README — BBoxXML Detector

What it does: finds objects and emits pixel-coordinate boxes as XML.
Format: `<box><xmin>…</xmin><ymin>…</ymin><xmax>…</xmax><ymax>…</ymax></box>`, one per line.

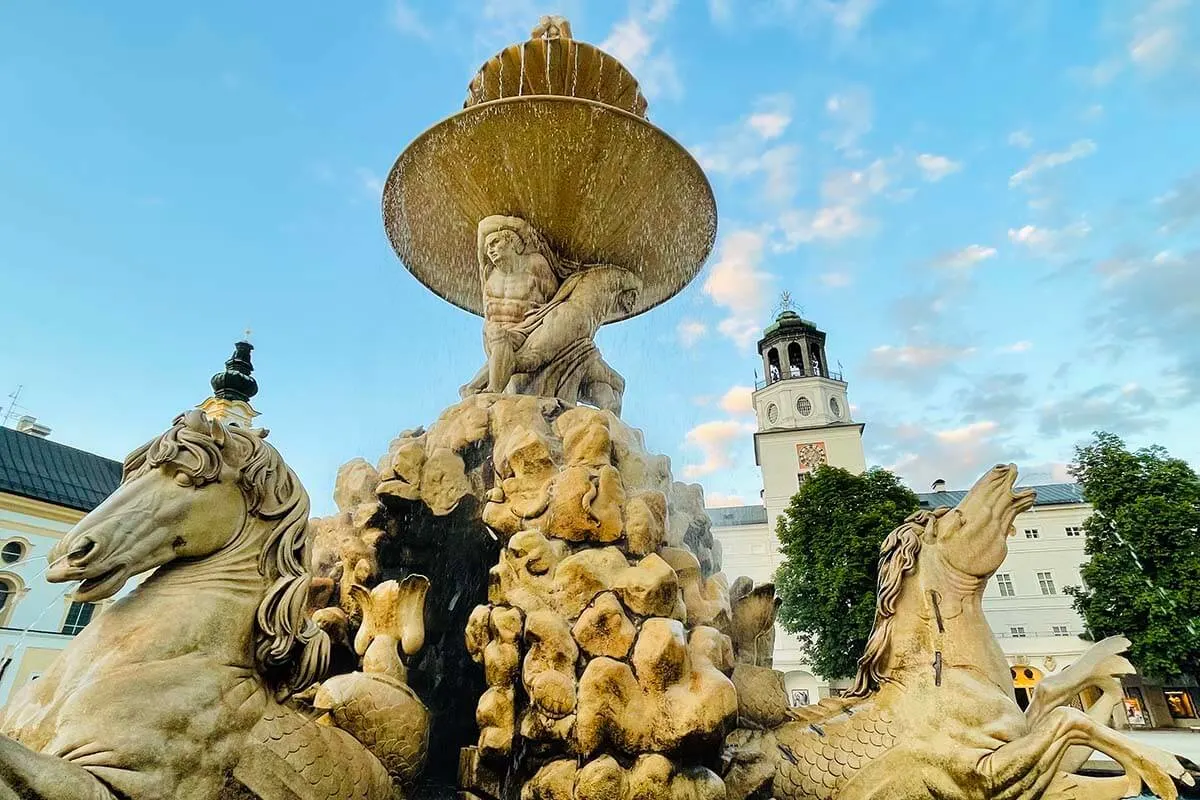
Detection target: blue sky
<box><xmin>2</xmin><ymin>0</ymin><xmax>1198</xmax><ymax>515</ymax></box>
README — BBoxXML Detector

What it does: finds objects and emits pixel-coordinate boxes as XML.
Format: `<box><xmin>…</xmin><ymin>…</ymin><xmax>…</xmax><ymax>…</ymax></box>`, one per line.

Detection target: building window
<box><xmin>829</xmin><ymin>397</ymin><xmax>842</xmax><ymax>419</ymax></box>
<box><xmin>0</xmin><ymin>541</ymin><xmax>24</xmax><ymax>564</ymax></box>
<box><xmin>796</xmin><ymin>396</ymin><xmax>812</xmax><ymax>416</ymax></box>
<box><xmin>61</xmin><ymin>602</ymin><xmax>96</xmax><ymax>635</ymax></box>
<box><xmin>1037</xmin><ymin>571</ymin><xmax>1057</xmax><ymax>596</ymax></box>
<box><xmin>1024</xmin><ymin>528</ymin><xmax>1040</xmax><ymax>539</ymax></box>
<box><xmin>1010</xmin><ymin>626</ymin><xmax>1027</xmax><ymax>638</ymax></box>
<box><xmin>0</xmin><ymin>578</ymin><xmax>13</xmax><ymax>614</ymax></box>
<box><xmin>996</xmin><ymin>573</ymin><xmax>1016</xmax><ymax>597</ymax></box>
<box><xmin>1064</xmin><ymin>526</ymin><xmax>1083</xmax><ymax>538</ymax></box>
<box><xmin>1051</xmin><ymin>625</ymin><xmax>1070</xmax><ymax>637</ymax></box>
<box><xmin>1164</xmin><ymin>690</ymin><xmax>1198</xmax><ymax>719</ymax></box>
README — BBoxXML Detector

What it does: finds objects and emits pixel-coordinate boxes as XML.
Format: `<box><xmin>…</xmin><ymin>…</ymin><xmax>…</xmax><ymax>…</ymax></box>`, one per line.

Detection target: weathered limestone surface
<box><xmin>312</xmin><ymin>395</ymin><xmax>743</xmax><ymax>798</ymax></box>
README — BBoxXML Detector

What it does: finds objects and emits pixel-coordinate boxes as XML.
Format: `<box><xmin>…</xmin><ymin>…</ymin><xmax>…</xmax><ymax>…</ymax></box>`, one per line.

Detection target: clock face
<box><xmin>767</xmin><ymin>403</ymin><xmax>779</xmax><ymax>424</ymax></box>
<box><xmin>796</xmin><ymin>396</ymin><xmax>812</xmax><ymax>416</ymax></box>
<box><xmin>829</xmin><ymin>397</ymin><xmax>841</xmax><ymax>419</ymax></box>
<box><xmin>796</xmin><ymin>441</ymin><xmax>828</xmax><ymax>472</ymax></box>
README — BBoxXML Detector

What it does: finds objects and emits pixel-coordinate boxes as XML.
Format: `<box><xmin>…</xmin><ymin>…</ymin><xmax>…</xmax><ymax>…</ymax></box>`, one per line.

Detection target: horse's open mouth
<box><xmin>74</xmin><ymin>564</ymin><xmax>127</xmax><ymax>601</ymax></box>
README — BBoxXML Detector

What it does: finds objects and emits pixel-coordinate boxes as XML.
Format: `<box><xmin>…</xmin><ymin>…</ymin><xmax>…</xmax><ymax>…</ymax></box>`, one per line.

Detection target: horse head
<box><xmin>925</xmin><ymin>463</ymin><xmax>1037</xmax><ymax>581</ymax></box>
<box><xmin>849</xmin><ymin>465</ymin><xmax>1036</xmax><ymax>696</ymax></box>
<box><xmin>47</xmin><ymin>409</ymin><xmax>329</xmax><ymax>696</ymax></box>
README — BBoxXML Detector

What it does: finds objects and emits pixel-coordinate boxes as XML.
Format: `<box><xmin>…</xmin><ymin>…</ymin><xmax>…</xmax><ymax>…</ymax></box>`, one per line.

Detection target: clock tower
<box><xmin>752</xmin><ymin>302</ymin><xmax>866</xmax><ymax>535</ymax></box>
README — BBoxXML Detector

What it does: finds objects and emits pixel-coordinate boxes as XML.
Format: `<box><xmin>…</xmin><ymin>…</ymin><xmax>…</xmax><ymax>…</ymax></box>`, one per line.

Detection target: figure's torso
<box><xmin>484</xmin><ymin>257</ymin><xmax>555</xmax><ymax>323</ymax></box>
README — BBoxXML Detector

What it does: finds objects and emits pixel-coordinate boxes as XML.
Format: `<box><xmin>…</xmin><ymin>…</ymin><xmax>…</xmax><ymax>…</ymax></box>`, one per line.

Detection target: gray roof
<box><xmin>707</xmin><ymin>504</ymin><xmax>768</xmax><ymax>527</ymax></box>
<box><xmin>919</xmin><ymin>482</ymin><xmax>1084</xmax><ymax>509</ymax></box>
<box><xmin>0</xmin><ymin>426</ymin><xmax>122</xmax><ymax>512</ymax></box>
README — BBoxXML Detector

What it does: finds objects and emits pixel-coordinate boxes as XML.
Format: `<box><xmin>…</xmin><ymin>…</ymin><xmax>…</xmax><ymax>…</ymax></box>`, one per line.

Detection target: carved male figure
<box><xmin>475</xmin><ymin>216</ymin><xmax>559</xmax><ymax>394</ymax></box>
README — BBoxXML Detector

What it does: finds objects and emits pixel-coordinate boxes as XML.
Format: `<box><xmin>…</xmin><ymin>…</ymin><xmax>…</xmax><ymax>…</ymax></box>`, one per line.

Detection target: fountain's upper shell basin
<box><xmin>382</xmin><ymin>95</ymin><xmax>718</xmax><ymax>322</ymax></box>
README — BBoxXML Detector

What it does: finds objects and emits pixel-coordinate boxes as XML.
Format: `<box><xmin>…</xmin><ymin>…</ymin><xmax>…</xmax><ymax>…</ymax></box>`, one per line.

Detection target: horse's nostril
<box><xmin>69</xmin><ymin>538</ymin><xmax>96</xmax><ymax>563</ymax></box>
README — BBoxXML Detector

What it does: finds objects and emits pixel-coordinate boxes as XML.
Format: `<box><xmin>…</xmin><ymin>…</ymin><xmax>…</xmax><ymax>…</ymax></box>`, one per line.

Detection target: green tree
<box><xmin>775</xmin><ymin>465</ymin><xmax>920</xmax><ymax>680</ymax></box>
<box><xmin>1065</xmin><ymin>431</ymin><xmax>1200</xmax><ymax>679</ymax></box>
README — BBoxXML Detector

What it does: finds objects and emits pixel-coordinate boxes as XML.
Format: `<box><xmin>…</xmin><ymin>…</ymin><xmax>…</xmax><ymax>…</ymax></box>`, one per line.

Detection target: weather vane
<box><xmin>774</xmin><ymin>290</ymin><xmax>800</xmax><ymax>316</ymax></box>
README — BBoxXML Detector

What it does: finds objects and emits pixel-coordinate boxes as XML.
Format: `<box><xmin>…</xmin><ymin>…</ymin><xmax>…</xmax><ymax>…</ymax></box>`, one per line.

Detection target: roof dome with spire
<box><xmin>210</xmin><ymin>340</ymin><xmax>258</xmax><ymax>403</ymax></box>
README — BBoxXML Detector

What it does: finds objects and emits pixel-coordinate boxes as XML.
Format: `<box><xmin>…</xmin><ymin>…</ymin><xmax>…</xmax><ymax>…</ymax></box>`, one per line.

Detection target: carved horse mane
<box><xmin>847</xmin><ymin>506</ymin><xmax>951</xmax><ymax>698</ymax></box>
<box><xmin>122</xmin><ymin>411</ymin><xmax>330</xmax><ymax>697</ymax></box>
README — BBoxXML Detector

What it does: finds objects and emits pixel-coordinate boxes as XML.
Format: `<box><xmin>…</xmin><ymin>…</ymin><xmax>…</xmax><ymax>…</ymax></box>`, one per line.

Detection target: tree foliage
<box><xmin>1066</xmin><ymin>431</ymin><xmax>1200</xmax><ymax>679</ymax></box>
<box><xmin>774</xmin><ymin>465</ymin><xmax>920</xmax><ymax>680</ymax></box>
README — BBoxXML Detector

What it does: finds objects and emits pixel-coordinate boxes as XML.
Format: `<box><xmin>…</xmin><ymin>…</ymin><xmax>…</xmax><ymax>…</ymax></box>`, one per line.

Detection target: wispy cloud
<box><xmin>391</xmin><ymin>1</ymin><xmax>431</xmax><ymax>39</ymax></box>
<box><xmin>1009</xmin><ymin>139</ymin><xmax>1097</xmax><ymax>187</ymax></box>
<box><xmin>915</xmin><ymin>153</ymin><xmax>962</xmax><ymax>181</ymax></box>
<box><xmin>692</xmin><ymin>95</ymin><xmax>797</xmax><ymax>203</ymax></box>
<box><xmin>932</xmin><ymin>244</ymin><xmax>997</xmax><ymax>272</ymax></box>
<box><xmin>776</xmin><ymin>158</ymin><xmax>890</xmax><ymax>248</ymax></box>
<box><xmin>1007</xmin><ymin>130</ymin><xmax>1033</xmax><ymax>148</ymax></box>
<box><xmin>998</xmin><ymin>340</ymin><xmax>1034</xmax><ymax>354</ymax></box>
<box><xmin>824</xmin><ymin>86</ymin><xmax>873</xmax><ymax>154</ymax></box>
<box><xmin>677</xmin><ymin>320</ymin><xmax>708</xmax><ymax>347</ymax></box>
<box><xmin>703</xmin><ymin>229</ymin><xmax>774</xmax><ymax>347</ymax></box>
<box><xmin>1007</xmin><ymin>221</ymin><xmax>1091</xmax><ymax>255</ymax></box>
<box><xmin>601</xmin><ymin>0</ymin><xmax>682</xmax><ymax>101</ymax></box>
<box><xmin>682</xmin><ymin>419</ymin><xmax>755</xmax><ymax>478</ymax></box>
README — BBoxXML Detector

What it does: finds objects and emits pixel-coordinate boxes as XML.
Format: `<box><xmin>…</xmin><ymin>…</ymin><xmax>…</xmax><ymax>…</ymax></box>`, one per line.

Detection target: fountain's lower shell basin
<box><xmin>382</xmin><ymin>95</ymin><xmax>718</xmax><ymax>322</ymax></box>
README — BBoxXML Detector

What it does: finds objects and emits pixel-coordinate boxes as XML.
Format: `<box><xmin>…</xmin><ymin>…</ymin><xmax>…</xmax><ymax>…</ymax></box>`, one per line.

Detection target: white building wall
<box><xmin>0</xmin><ymin>499</ymin><xmax>86</xmax><ymax>704</ymax></box>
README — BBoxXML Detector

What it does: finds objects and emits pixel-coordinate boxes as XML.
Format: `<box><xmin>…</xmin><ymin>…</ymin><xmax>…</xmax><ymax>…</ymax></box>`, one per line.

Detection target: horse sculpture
<box><xmin>0</xmin><ymin>411</ymin><xmax>429</xmax><ymax>800</ymax></box>
<box><xmin>724</xmin><ymin>464</ymin><xmax>1194</xmax><ymax>800</ymax></box>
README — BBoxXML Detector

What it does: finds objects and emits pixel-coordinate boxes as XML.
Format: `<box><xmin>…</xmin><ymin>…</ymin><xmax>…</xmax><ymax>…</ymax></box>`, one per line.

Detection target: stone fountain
<box><xmin>0</xmin><ymin>14</ymin><xmax>1192</xmax><ymax>800</ymax></box>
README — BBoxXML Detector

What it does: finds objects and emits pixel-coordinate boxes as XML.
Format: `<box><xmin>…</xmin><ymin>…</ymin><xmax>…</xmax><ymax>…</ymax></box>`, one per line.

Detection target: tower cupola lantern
<box><xmin>756</xmin><ymin>294</ymin><xmax>836</xmax><ymax>387</ymax></box>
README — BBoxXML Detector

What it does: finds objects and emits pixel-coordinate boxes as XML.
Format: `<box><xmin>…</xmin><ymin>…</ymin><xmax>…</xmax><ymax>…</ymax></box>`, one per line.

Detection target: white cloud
<box><xmin>998</xmin><ymin>340</ymin><xmax>1033</xmax><ymax>354</ymax></box>
<box><xmin>601</xmin><ymin>0</ymin><xmax>682</xmax><ymax>101</ymax></box>
<box><xmin>935</xmin><ymin>420</ymin><xmax>999</xmax><ymax>444</ymax></box>
<box><xmin>391</xmin><ymin>1</ymin><xmax>431</xmax><ymax>38</ymax></box>
<box><xmin>1009</xmin><ymin>139</ymin><xmax>1097</xmax><ymax>187</ymax></box>
<box><xmin>864</xmin><ymin>344</ymin><xmax>977</xmax><ymax>387</ymax></box>
<box><xmin>1007</xmin><ymin>130</ymin><xmax>1033</xmax><ymax>148</ymax></box>
<box><xmin>1129</xmin><ymin>0</ymin><xmax>1186</xmax><ymax>74</ymax></box>
<box><xmin>704</xmin><ymin>491</ymin><xmax>748</xmax><ymax>507</ymax></box>
<box><xmin>708</xmin><ymin>0</ymin><xmax>733</xmax><ymax>23</ymax></box>
<box><xmin>825</xmin><ymin>86</ymin><xmax>872</xmax><ymax>153</ymax></box>
<box><xmin>719</xmin><ymin>385</ymin><xmax>755</xmax><ymax>416</ymax></box>
<box><xmin>869</xmin><ymin>344</ymin><xmax>976</xmax><ymax>368</ymax></box>
<box><xmin>703</xmin><ymin>230</ymin><xmax>773</xmax><ymax>347</ymax></box>
<box><xmin>356</xmin><ymin>168</ymin><xmax>384</xmax><ymax>198</ymax></box>
<box><xmin>933</xmin><ymin>244</ymin><xmax>997</xmax><ymax>271</ymax></box>
<box><xmin>778</xmin><ymin>205</ymin><xmax>869</xmax><ymax>247</ymax></box>
<box><xmin>915</xmin><ymin>153</ymin><xmax>962</xmax><ymax>181</ymax></box>
<box><xmin>1007</xmin><ymin>221</ymin><xmax>1091</xmax><ymax>254</ymax></box>
<box><xmin>819</xmin><ymin>271</ymin><xmax>852</xmax><ymax>288</ymax></box>
<box><xmin>775</xmin><ymin>158</ymin><xmax>890</xmax><ymax>249</ymax></box>
<box><xmin>682</xmin><ymin>420</ymin><xmax>755</xmax><ymax>478</ymax></box>
<box><xmin>677</xmin><ymin>320</ymin><xmax>708</xmax><ymax>347</ymax></box>
<box><xmin>691</xmin><ymin>95</ymin><xmax>796</xmax><ymax>202</ymax></box>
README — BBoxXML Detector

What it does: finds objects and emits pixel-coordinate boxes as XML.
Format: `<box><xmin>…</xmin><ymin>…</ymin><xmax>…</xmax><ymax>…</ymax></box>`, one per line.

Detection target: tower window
<box><xmin>786</xmin><ymin>342</ymin><xmax>804</xmax><ymax>377</ymax></box>
<box><xmin>766</xmin><ymin>348</ymin><xmax>782</xmax><ymax>383</ymax></box>
<box><xmin>766</xmin><ymin>403</ymin><xmax>779</xmax><ymax>424</ymax></box>
<box><xmin>829</xmin><ymin>397</ymin><xmax>841</xmax><ymax>419</ymax></box>
<box><xmin>796</xmin><ymin>396</ymin><xmax>812</xmax><ymax>416</ymax></box>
